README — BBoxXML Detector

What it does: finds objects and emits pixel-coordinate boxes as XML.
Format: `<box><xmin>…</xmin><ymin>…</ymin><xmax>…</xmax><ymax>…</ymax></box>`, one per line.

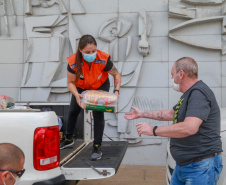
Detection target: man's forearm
<box><xmin>141</xmin><ymin>110</ymin><xmax>173</xmax><ymax>121</ymax></box>
<box><xmin>154</xmin><ymin>117</ymin><xmax>202</xmax><ymax>138</ymax></box>
<box><xmin>155</xmin><ymin>122</ymin><xmax>192</xmax><ymax>138</ymax></box>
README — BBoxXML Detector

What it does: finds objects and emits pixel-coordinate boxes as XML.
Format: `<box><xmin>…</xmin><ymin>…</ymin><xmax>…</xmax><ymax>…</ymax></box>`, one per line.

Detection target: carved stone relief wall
<box><xmin>0</xmin><ymin>0</ymin><xmax>225</xmax><ymax>166</ymax></box>
<box><xmin>169</xmin><ymin>0</ymin><xmax>225</xmax><ymax>110</ymax></box>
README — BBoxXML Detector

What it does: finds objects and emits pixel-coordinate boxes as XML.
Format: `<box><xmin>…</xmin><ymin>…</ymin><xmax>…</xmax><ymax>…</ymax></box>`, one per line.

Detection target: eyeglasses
<box><xmin>0</xmin><ymin>168</ymin><xmax>25</xmax><ymax>178</ymax></box>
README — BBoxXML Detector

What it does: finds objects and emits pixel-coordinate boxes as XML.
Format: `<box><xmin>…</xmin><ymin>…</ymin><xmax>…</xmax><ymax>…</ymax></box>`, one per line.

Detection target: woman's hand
<box><xmin>75</xmin><ymin>93</ymin><xmax>83</xmax><ymax>107</ymax></box>
<box><xmin>114</xmin><ymin>91</ymin><xmax>120</xmax><ymax>99</ymax></box>
<box><xmin>124</xmin><ymin>106</ymin><xmax>142</xmax><ymax>120</ymax></box>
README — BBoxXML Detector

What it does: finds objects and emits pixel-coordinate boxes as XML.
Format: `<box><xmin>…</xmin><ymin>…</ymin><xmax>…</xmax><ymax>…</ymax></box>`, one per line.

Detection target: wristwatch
<box><xmin>113</xmin><ymin>89</ymin><xmax>120</xmax><ymax>95</ymax></box>
<box><xmin>153</xmin><ymin>126</ymin><xmax>158</xmax><ymax>136</ymax></box>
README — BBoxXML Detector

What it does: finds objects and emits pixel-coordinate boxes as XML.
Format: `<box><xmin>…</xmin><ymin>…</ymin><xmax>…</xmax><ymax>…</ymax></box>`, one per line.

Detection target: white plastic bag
<box><xmin>0</xmin><ymin>95</ymin><xmax>14</xmax><ymax>109</ymax></box>
<box><xmin>80</xmin><ymin>90</ymin><xmax>118</xmax><ymax>113</ymax></box>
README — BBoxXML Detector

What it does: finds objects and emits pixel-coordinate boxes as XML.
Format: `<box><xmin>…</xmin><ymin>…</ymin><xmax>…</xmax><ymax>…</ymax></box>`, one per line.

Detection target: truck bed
<box><xmin>60</xmin><ymin>139</ymin><xmax>85</xmax><ymax>165</ymax></box>
<box><xmin>63</xmin><ymin>141</ymin><xmax>128</xmax><ymax>172</ymax></box>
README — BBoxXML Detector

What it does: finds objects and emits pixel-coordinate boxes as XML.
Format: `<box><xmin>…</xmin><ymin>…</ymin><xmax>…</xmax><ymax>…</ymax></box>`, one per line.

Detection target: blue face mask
<box><xmin>83</xmin><ymin>52</ymin><xmax>97</xmax><ymax>63</ymax></box>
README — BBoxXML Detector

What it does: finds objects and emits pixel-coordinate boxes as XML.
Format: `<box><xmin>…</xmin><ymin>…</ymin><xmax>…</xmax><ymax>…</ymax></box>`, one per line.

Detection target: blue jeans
<box><xmin>170</xmin><ymin>154</ymin><xmax>223</xmax><ymax>185</ymax></box>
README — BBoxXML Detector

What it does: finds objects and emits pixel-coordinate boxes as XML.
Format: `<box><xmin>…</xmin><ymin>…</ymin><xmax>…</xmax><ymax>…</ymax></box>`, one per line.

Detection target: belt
<box><xmin>193</xmin><ymin>152</ymin><xmax>221</xmax><ymax>162</ymax></box>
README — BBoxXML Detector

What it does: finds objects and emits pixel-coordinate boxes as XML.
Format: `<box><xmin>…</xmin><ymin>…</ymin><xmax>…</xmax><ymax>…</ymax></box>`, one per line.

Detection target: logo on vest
<box><xmin>94</xmin><ymin>60</ymin><xmax>106</xmax><ymax>65</ymax></box>
<box><xmin>71</xmin><ymin>64</ymin><xmax>76</xmax><ymax>69</ymax></box>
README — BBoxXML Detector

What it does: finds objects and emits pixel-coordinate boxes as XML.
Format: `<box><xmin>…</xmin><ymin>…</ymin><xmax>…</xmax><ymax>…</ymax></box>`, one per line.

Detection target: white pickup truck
<box><xmin>0</xmin><ymin>107</ymin><xmax>128</xmax><ymax>185</ymax></box>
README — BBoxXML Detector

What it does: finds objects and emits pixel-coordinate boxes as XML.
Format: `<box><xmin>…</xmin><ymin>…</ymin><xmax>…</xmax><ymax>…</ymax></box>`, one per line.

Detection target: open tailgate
<box><xmin>61</xmin><ymin>141</ymin><xmax>128</xmax><ymax>180</ymax></box>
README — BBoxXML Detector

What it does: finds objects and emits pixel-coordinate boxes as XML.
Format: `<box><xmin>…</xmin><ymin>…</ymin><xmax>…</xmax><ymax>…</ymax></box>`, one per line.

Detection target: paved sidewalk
<box><xmin>78</xmin><ymin>165</ymin><xmax>167</xmax><ymax>185</ymax></box>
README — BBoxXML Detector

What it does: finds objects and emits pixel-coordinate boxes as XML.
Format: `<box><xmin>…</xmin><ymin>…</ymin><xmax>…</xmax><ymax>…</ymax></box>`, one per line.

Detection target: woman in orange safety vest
<box><xmin>60</xmin><ymin>34</ymin><xmax>121</xmax><ymax>161</ymax></box>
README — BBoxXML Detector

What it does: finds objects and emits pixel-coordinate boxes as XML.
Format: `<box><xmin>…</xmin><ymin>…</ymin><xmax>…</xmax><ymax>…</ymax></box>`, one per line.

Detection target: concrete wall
<box><xmin>0</xmin><ymin>0</ymin><xmax>225</xmax><ymax>166</ymax></box>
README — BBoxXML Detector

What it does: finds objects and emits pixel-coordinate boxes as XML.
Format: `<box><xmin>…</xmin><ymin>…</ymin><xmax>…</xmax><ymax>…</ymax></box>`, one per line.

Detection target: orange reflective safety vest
<box><xmin>67</xmin><ymin>49</ymin><xmax>110</xmax><ymax>90</ymax></box>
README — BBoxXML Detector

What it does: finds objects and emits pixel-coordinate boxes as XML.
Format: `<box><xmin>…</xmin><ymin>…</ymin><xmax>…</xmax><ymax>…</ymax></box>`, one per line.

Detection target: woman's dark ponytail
<box><xmin>75</xmin><ymin>35</ymin><xmax>97</xmax><ymax>82</ymax></box>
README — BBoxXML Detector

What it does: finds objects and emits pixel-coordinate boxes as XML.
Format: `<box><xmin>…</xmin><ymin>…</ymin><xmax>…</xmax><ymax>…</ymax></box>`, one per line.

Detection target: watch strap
<box><xmin>153</xmin><ymin>126</ymin><xmax>158</xmax><ymax>136</ymax></box>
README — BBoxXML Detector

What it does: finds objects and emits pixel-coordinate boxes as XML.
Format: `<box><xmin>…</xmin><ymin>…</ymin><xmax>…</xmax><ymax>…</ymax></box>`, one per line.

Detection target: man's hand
<box><xmin>124</xmin><ymin>106</ymin><xmax>142</xmax><ymax>120</ymax></box>
<box><xmin>136</xmin><ymin>122</ymin><xmax>153</xmax><ymax>137</ymax></box>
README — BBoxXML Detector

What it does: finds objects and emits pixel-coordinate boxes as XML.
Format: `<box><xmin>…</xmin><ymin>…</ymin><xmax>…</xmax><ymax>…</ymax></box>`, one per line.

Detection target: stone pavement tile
<box><xmin>78</xmin><ymin>180</ymin><xmax>119</xmax><ymax>185</ymax></box>
<box><xmin>78</xmin><ymin>165</ymin><xmax>166</xmax><ymax>185</ymax></box>
<box><xmin>144</xmin><ymin>166</ymin><xmax>166</xmax><ymax>181</ymax></box>
<box><xmin>116</xmin><ymin>166</ymin><xmax>147</xmax><ymax>182</ymax></box>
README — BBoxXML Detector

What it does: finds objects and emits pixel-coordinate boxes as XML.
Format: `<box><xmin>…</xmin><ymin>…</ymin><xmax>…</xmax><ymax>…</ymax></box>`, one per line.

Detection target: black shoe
<box><xmin>60</xmin><ymin>136</ymin><xmax>74</xmax><ymax>149</ymax></box>
<box><xmin>91</xmin><ymin>144</ymin><xmax>102</xmax><ymax>161</ymax></box>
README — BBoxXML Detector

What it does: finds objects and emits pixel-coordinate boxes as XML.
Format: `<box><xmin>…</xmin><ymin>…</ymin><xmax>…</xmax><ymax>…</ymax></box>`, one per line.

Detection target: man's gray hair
<box><xmin>0</xmin><ymin>143</ymin><xmax>25</xmax><ymax>169</ymax></box>
<box><xmin>175</xmin><ymin>57</ymin><xmax>198</xmax><ymax>79</ymax></box>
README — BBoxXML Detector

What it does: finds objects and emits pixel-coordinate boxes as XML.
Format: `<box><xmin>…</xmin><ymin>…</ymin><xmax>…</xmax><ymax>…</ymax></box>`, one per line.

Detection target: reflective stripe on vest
<box><xmin>67</xmin><ymin>50</ymin><xmax>110</xmax><ymax>90</ymax></box>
